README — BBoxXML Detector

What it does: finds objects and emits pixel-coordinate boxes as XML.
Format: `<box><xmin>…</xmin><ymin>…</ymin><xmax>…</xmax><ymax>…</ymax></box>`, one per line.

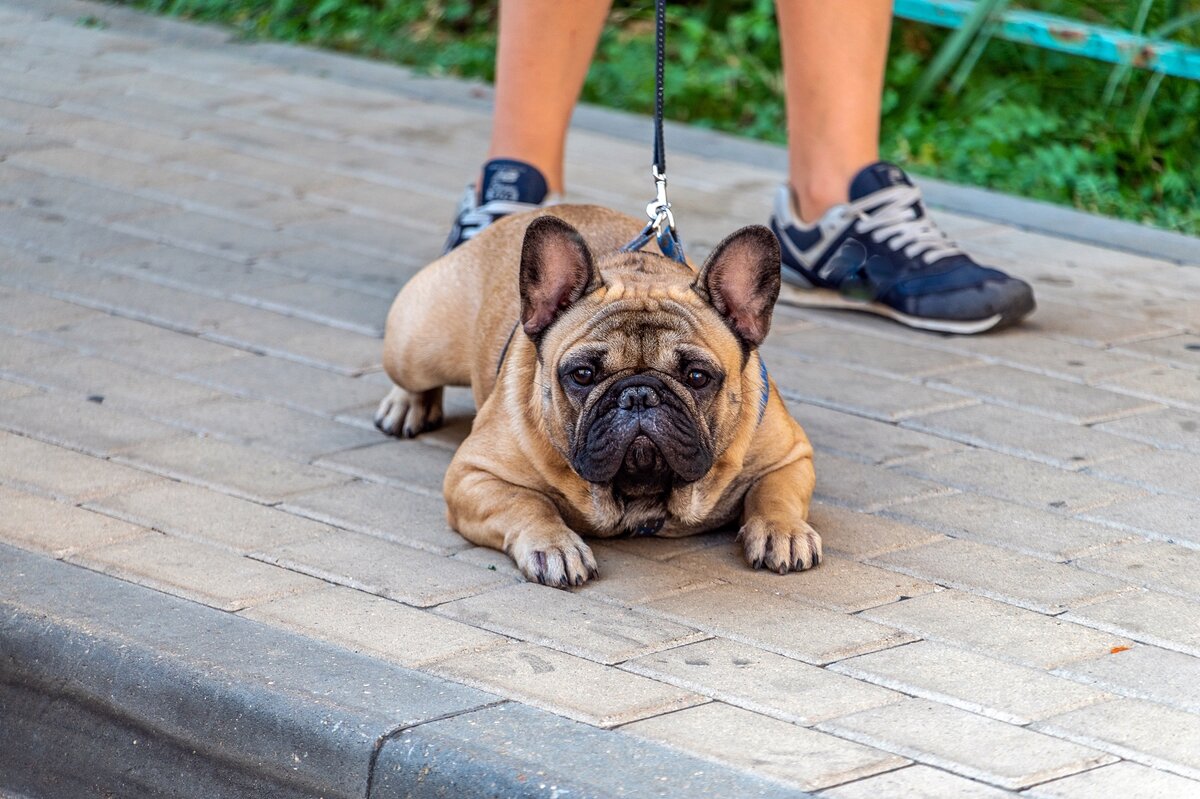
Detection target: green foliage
<box><xmin>114</xmin><ymin>0</ymin><xmax>1199</xmax><ymax>234</ymax></box>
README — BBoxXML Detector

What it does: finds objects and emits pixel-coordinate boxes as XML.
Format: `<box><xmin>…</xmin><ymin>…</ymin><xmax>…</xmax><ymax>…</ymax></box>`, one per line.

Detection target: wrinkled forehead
<box><xmin>557</xmin><ymin>293</ymin><xmax>736</xmax><ymax>369</ymax></box>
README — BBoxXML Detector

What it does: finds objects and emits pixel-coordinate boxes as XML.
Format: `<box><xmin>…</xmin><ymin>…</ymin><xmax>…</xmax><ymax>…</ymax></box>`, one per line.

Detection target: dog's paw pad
<box><xmin>738</xmin><ymin>517</ymin><xmax>822</xmax><ymax>574</ymax></box>
<box><xmin>510</xmin><ymin>532</ymin><xmax>598</xmax><ymax>588</ymax></box>
<box><xmin>374</xmin><ymin>386</ymin><xmax>444</xmax><ymax>438</ymax></box>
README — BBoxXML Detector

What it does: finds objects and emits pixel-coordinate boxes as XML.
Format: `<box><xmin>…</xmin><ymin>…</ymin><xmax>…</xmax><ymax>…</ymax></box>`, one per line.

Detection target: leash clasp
<box><xmin>645</xmin><ymin>165</ymin><xmax>675</xmax><ymax>235</ymax></box>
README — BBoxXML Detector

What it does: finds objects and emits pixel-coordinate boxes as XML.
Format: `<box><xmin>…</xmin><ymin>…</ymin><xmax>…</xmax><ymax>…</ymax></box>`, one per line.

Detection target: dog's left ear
<box><xmin>693</xmin><ymin>225</ymin><xmax>781</xmax><ymax>346</ymax></box>
<box><xmin>520</xmin><ymin>216</ymin><xmax>601</xmax><ymax>336</ymax></box>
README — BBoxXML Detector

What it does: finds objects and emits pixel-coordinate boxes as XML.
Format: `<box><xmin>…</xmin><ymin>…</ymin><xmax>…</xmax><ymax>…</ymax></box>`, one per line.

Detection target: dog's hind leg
<box><xmin>374</xmin><ymin>385</ymin><xmax>444</xmax><ymax>438</ymax></box>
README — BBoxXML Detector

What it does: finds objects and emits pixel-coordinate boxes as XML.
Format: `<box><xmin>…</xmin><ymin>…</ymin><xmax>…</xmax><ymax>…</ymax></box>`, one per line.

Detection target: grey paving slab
<box><xmin>38</xmin><ymin>302</ymin><xmax>263</xmax><ymax>373</ymax></box>
<box><xmin>569</xmin><ymin>544</ymin><xmax>720</xmax><ymax>606</ymax></box>
<box><xmin>10</xmin><ymin>352</ymin><xmax>221</xmax><ymax>410</ymax></box>
<box><xmin>806</xmin><ymin>503</ymin><xmax>945</xmax><ymax>559</ymax></box>
<box><xmin>435</xmin><ymin>582</ymin><xmax>704</xmax><ymax>665</ymax></box>
<box><xmin>624</xmin><ymin>703</ymin><xmax>906</xmax><ymax>792</ymax></box>
<box><xmin>1055</xmin><ymin>645</ymin><xmax>1200</xmax><ymax>713</ymax></box>
<box><xmin>0</xmin><ymin>284</ymin><xmax>101</xmax><ymax>331</ymax></box>
<box><xmin>818</xmin><ymin>699</ymin><xmax>1115</xmax><ymax>790</ymax></box>
<box><xmin>813</xmin><ymin>451</ymin><xmax>956</xmax><ymax>513</ymax></box>
<box><xmin>860</xmin><ymin>590</ymin><xmax>1133</xmax><ymax>669</ymax></box>
<box><xmin>0</xmin><ymin>484</ymin><xmax>147</xmax><ymax>558</ymax></box>
<box><xmin>1100</xmin><ymin>366</ymin><xmax>1200</xmax><ymax>412</ymax></box>
<box><xmin>1096</xmin><ymin>407</ymin><xmax>1200</xmax><ymax>455</ymax></box>
<box><xmin>1063</xmin><ymin>590</ymin><xmax>1200</xmax><ymax>658</ymax></box>
<box><xmin>237</xmin><ymin>280</ymin><xmax>392</xmax><ymax>336</ymax></box>
<box><xmin>198</xmin><ymin>308</ymin><xmax>382</xmax><ymax>375</ymax></box>
<box><xmin>1036</xmin><ymin>699</ymin><xmax>1200</xmax><ymax>781</ymax></box>
<box><xmin>788</xmin><ymin>401</ymin><xmax>965</xmax><ymax>467</ymax></box>
<box><xmin>0</xmin><ymin>379</ymin><xmax>36</xmax><ymax>400</ymax></box>
<box><xmin>0</xmin><ymin>543</ymin><xmax>498</xmax><ymax>799</ymax></box>
<box><xmin>68</xmin><ymin>531</ymin><xmax>325</xmax><ymax>612</ymax></box>
<box><xmin>1116</xmin><ymin>333</ymin><xmax>1200</xmax><ymax>369</ymax></box>
<box><xmin>241</xmin><ymin>584</ymin><xmax>506</xmax><ymax>669</ymax></box>
<box><xmin>669</xmin><ymin>545</ymin><xmax>936</xmax><ymax>613</ymax></box>
<box><xmin>0</xmin><ymin>330</ymin><xmax>73</xmax><ymax>367</ymax></box>
<box><xmin>884</xmin><ymin>493</ymin><xmax>1134</xmax><ymax>560</ymax></box>
<box><xmin>901</xmin><ymin>402</ymin><xmax>1151</xmax><ymax>470</ymax></box>
<box><xmin>891</xmin><ymin>448</ymin><xmax>1147</xmax><ymax>514</ymax></box>
<box><xmin>763</xmin><ymin>324</ymin><xmax>981</xmax><ymax>379</ymax></box>
<box><xmin>944</xmin><ymin>329</ymin><xmax>1157</xmax><ymax>384</ymax></box>
<box><xmin>1081</xmin><ymin>494</ymin><xmax>1200</xmax><ymax>547</ymax></box>
<box><xmin>164</xmin><ymin>396</ymin><xmax>381</xmax><ymax>459</ymax></box>
<box><xmin>277</xmin><ymin>480</ymin><xmax>466</xmax><ymax>554</ymax></box>
<box><xmin>0</xmin><ymin>429</ymin><xmax>160</xmax><ymax>501</ymax></box>
<box><xmin>769</xmin><ymin>359</ymin><xmax>976</xmax><ymax>422</ymax></box>
<box><xmin>1089</xmin><ymin>450</ymin><xmax>1200</xmax><ymax>498</ymax></box>
<box><xmin>114</xmin><ymin>434</ymin><xmax>350</xmax><ymax>503</ymax></box>
<box><xmin>1027</xmin><ymin>761</ymin><xmax>1200</xmax><ymax>799</ymax></box>
<box><xmin>822</xmin><ymin>765</ymin><xmax>1017</xmax><ymax>798</ymax></box>
<box><xmin>181</xmin><ymin>353</ymin><xmax>382</xmax><ymax>415</ymax></box>
<box><xmin>1026</xmin><ymin>301</ymin><xmax>1182</xmax><ymax>347</ymax></box>
<box><xmin>926</xmin><ymin>364</ymin><xmax>1162</xmax><ymax>424</ymax></box>
<box><xmin>831</xmin><ymin>641</ymin><xmax>1111</xmax><ymax>725</ymax></box>
<box><xmin>258</xmin><ymin>529</ymin><xmax>514</xmax><ymax>607</ymax></box>
<box><xmin>85</xmin><ymin>480</ymin><xmax>333</xmax><ymax>554</ymax></box>
<box><xmin>373</xmin><ymin>702</ymin><xmax>810</xmax><ymax>799</ymax></box>
<box><xmin>645</xmin><ymin>584</ymin><xmax>916</xmax><ymax>665</ymax></box>
<box><xmin>623</xmin><ymin>638</ymin><xmax>903</xmax><ymax>726</ymax></box>
<box><xmin>313</xmin><ymin>438</ymin><xmax>453</xmax><ymax>495</ymax></box>
<box><xmin>0</xmin><ymin>390</ymin><xmax>183</xmax><ymax>456</ymax></box>
<box><xmin>1074</xmin><ymin>541</ymin><xmax>1200</xmax><ymax>602</ymax></box>
<box><xmin>869</xmin><ymin>538</ymin><xmax>1134</xmax><ymax>614</ymax></box>
<box><xmin>425</xmin><ymin>641</ymin><xmax>706</xmax><ymax>729</ymax></box>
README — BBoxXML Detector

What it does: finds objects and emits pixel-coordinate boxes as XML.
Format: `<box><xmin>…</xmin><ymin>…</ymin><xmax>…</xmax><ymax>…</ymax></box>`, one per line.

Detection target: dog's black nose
<box><xmin>618</xmin><ymin>384</ymin><xmax>660</xmax><ymax>411</ymax></box>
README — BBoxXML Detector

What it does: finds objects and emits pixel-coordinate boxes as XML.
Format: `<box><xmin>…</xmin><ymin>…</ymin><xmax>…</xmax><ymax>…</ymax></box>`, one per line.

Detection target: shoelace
<box><xmin>851</xmin><ymin>185</ymin><xmax>963</xmax><ymax>264</ymax></box>
<box><xmin>456</xmin><ymin>197</ymin><xmax>542</xmax><ymax>242</ymax></box>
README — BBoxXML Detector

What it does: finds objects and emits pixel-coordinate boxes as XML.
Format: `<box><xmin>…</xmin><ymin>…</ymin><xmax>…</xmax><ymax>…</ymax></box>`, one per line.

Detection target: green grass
<box><xmin>119</xmin><ymin>0</ymin><xmax>1199</xmax><ymax>235</ymax></box>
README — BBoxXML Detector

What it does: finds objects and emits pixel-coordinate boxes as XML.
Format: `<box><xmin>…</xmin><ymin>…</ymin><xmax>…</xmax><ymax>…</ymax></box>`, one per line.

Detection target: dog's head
<box><xmin>519</xmin><ymin>215</ymin><xmax>780</xmax><ymax>501</ymax></box>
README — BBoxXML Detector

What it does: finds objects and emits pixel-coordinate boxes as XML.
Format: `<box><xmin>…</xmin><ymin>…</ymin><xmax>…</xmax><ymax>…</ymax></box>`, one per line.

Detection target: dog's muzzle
<box><xmin>571</xmin><ymin>374</ymin><xmax>711</xmax><ymax>484</ymax></box>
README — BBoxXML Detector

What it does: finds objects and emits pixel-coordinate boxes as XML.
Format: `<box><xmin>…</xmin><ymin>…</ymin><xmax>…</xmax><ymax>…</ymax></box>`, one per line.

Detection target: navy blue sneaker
<box><xmin>770</xmin><ymin>162</ymin><xmax>1035</xmax><ymax>334</ymax></box>
<box><xmin>443</xmin><ymin>158</ymin><xmax>551</xmax><ymax>253</ymax></box>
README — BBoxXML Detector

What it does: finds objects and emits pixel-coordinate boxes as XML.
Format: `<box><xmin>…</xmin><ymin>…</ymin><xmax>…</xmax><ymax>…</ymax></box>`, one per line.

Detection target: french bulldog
<box><xmin>376</xmin><ymin>205</ymin><xmax>818</xmax><ymax>586</ymax></box>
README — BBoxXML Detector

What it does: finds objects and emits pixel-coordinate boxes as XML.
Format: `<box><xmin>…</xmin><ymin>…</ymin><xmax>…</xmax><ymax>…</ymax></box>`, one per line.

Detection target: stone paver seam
<box><xmin>22</xmin><ymin>97</ymin><xmax>457</xmax><ymax>225</ymax></box>
<box><xmin>1093</xmin><ymin>380</ymin><xmax>1200</xmax><ymax>415</ymax></box>
<box><xmin>0</xmin><ymin>367</ymin><xmax>384</xmax><ymax>462</ymax></box>
<box><xmin>1028</xmin><ymin>718</ymin><xmax>1200</xmax><ymax>782</ymax></box>
<box><xmin>913</xmin><ymin>377</ymin><xmax>1164</xmax><ymax>427</ymax></box>
<box><xmin>1073</xmin><ymin>511</ymin><xmax>1200</xmax><ymax>553</ymax></box>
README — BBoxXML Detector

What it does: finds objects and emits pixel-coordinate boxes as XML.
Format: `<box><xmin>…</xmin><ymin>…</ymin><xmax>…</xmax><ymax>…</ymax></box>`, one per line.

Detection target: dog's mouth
<box><xmin>571</xmin><ymin>376</ymin><xmax>712</xmax><ymax>485</ymax></box>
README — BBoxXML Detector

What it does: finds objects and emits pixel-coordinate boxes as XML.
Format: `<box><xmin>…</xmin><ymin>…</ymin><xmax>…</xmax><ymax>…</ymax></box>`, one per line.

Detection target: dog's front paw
<box><xmin>508</xmin><ymin>529</ymin><xmax>599</xmax><ymax>588</ymax></box>
<box><xmin>374</xmin><ymin>386</ymin><xmax>444</xmax><ymax>438</ymax></box>
<box><xmin>738</xmin><ymin>517</ymin><xmax>822</xmax><ymax>574</ymax></box>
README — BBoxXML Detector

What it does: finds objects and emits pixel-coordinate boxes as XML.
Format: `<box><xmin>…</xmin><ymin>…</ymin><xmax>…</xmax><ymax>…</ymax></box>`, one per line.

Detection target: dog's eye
<box><xmin>571</xmin><ymin>367</ymin><xmax>595</xmax><ymax>386</ymax></box>
<box><xmin>685</xmin><ymin>369</ymin><xmax>710</xmax><ymax>389</ymax></box>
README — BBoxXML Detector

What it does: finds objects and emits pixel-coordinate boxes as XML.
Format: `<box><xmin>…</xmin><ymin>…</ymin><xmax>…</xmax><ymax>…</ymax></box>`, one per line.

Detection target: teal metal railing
<box><xmin>894</xmin><ymin>0</ymin><xmax>1200</xmax><ymax>80</ymax></box>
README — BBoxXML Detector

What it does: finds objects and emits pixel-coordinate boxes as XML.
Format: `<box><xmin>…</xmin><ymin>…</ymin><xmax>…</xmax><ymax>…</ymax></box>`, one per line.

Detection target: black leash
<box><xmin>621</xmin><ymin>0</ymin><xmax>687</xmax><ymax>265</ymax></box>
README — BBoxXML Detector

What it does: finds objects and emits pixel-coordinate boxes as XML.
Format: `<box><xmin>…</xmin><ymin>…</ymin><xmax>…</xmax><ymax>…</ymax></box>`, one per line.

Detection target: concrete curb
<box><xmin>0</xmin><ymin>545</ymin><xmax>809</xmax><ymax>799</ymax></box>
<box><xmin>20</xmin><ymin>0</ymin><xmax>1195</xmax><ymax>267</ymax></box>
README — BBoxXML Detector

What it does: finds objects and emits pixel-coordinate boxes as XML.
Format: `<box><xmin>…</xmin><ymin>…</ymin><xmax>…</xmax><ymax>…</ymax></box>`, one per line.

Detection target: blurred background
<box><xmin>119</xmin><ymin>0</ymin><xmax>1199</xmax><ymax>235</ymax></box>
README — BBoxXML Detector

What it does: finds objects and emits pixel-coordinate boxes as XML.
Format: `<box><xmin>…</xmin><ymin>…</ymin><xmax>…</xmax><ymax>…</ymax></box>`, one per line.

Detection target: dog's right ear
<box><xmin>519</xmin><ymin>216</ymin><xmax>601</xmax><ymax>337</ymax></box>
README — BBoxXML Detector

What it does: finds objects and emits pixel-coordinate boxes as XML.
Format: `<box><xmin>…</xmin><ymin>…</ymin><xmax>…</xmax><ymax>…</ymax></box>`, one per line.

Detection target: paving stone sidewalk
<box><xmin>2</xmin><ymin>1</ymin><xmax>1200</xmax><ymax>797</ymax></box>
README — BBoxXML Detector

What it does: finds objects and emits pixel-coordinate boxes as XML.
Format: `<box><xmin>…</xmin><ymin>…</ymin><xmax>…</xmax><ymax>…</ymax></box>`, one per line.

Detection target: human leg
<box><xmin>775</xmin><ymin>0</ymin><xmax>891</xmax><ymax>222</ymax></box>
<box><xmin>444</xmin><ymin>0</ymin><xmax>611</xmax><ymax>251</ymax></box>
<box><xmin>488</xmin><ymin>0</ymin><xmax>613</xmax><ymax>194</ymax></box>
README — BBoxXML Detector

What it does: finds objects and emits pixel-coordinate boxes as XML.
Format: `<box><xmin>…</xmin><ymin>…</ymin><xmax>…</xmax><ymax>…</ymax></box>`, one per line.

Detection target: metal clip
<box><xmin>645</xmin><ymin>165</ymin><xmax>675</xmax><ymax>235</ymax></box>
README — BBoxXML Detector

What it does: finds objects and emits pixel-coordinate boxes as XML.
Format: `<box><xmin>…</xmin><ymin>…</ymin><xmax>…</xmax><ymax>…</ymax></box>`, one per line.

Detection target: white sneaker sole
<box><xmin>778</xmin><ymin>283</ymin><xmax>1006</xmax><ymax>335</ymax></box>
